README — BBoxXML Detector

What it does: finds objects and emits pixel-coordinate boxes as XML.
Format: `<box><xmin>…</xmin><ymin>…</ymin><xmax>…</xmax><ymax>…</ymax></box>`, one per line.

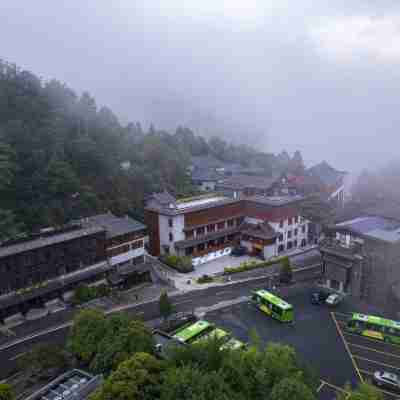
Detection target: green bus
<box><xmin>346</xmin><ymin>313</ymin><xmax>400</xmax><ymax>344</ymax></box>
<box><xmin>173</xmin><ymin>320</ymin><xmax>214</xmax><ymax>343</ymax></box>
<box><xmin>251</xmin><ymin>289</ymin><xmax>294</xmax><ymax>322</ymax></box>
<box><xmin>193</xmin><ymin>327</ymin><xmax>230</xmax><ymax>344</ymax></box>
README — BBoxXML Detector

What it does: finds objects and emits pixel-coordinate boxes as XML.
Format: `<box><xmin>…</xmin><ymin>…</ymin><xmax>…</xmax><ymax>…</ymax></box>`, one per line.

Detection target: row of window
<box><xmin>184</xmin><ymin>234</ymin><xmax>236</xmax><ymax>255</ymax></box>
<box><xmin>278</xmin><ymin>239</ymin><xmax>307</xmax><ymax>253</ymax></box>
<box><xmin>278</xmin><ymin>225</ymin><xmax>306</xmax><ymax>241</ymax></box>
<box><xmin>184</xmin><ymin>218</ymin><xmax>244</xmax><ymax>241</ymax></box>
<box><xmin>279</xmin><ymin>216</ymin><xmax>301</xmax><ymax>228</ymax></box>
<box><xmin>107</xmin><ymin>240</ymin><xmax>144</xmax><ymax>257</ymax></box>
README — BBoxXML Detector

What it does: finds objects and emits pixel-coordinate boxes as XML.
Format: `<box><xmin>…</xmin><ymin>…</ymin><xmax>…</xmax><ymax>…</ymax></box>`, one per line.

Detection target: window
<box><xmin>288</xmin><ymin>230</ymin><xmax>292</xmax><ymax>239</ymax></box>
<box><xmin>279</xmin><ymin>234</ymin><xmax>284</xmax><ymax>242</ymax></box>
<box><xmin>278</xmin><ymin>244</ymin><xmax>284</xmax><ymax>253</ymax></box>
<box><xmin>294</xmin><ymin>228</ymin><xmax>298</xmax><ymax>236</ymax></box>
<box><xmin>217</xmin><ymin>221</ymin><xmax>225</xmax><ymax>230</ymax></box>
<box><xmin>131</xmin><ymin>240</ymin><xmax>144</xmax><ymax>249</ymax></box>
<box><xmin>287</xmin><ymin>241</ymin><xmax>292</xmax><ymax>250</ymax></box>
<box><xmin>185</xmin><ymin>247</ymin><xmax>194</xmax><ymax>256</ymax></box>
<box><xmin>186</xmin><ymin>230</ymin><xmax>194</xmax><ymax>239</ymax></box>
<box><xmin>236</xmin><ymin>217</ymin><xmax>244</xmax><ymax>226</ymax></box>
<box><xmin>301</xmin><ymin>239</ymin><xmax>307</xmax><ymax>247</ymax></box>
<box><xmin>302</xmin><ymin>225</ymin><xmax>306</xmax><ymax>233</ymax></box>
<box><xmin>288</xmin><ymin>218</ymin><xmax>293</xmax><ymax>225</ymax></box>
<box><xmin>279</xmin><ymin>220</ymin><xmax>284</xmax><ymax>228</ymax></box>
<box><xmin>207</xmin><ymin>224</ymin><xmax>215</xmax><ymax>233</ymax></box>
<box><xmin>169</xmin><ymin>232</ymin><xmax>174</xmax><ymax>242</ymax></box>
<box><xmin>168</xmin><ymin>218</ymin><xmax>173</xmax><ymax>228</ymax></box>
<box><xmin>295</xmin><ymin>216</ymin><xmax>299</xmax><ymax>224</ymax></box>
<box><xmin>196</xmin><ymin>227</ymin><xmax>205</xmax><ymax>236</ymax></box>
<box><xmin>197</xmin><ymin>243</ymin><xmax>205</xmax><ymax>251</ymax></box>
<box><xmin>294</xmin><ymin>240</ymin><xmax>298</xmax><ymax>247</ymax></box>
<box><xmin>227</xmin><ymin>219</ymin><xmax>234</xmax><ymax>227</ymax></box>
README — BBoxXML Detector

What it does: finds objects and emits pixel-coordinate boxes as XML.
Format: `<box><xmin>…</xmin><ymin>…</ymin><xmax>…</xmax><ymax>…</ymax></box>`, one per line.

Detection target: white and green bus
<box><xmin>251</xmin><ymin>289</ymin><xmax>294</xmax><ymax>322</ymax></box>
<box><xmin>346</xmin><ymin>313</ymin><xmax>400</xmax><ymax>344</ymax></box>
<box><xmin>193</xmin><ymin>327</ymin><xmax>230</xmax><ymax>344</ymax></box>
<box><xmin>172</xmin><ymin>320</ymin><xmax>214</xmax><ymax>343</ymax></box>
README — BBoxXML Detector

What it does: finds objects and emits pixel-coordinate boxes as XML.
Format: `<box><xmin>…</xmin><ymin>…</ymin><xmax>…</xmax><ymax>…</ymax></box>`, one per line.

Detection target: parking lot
<box><xmin>333</xmin><ymin>312</ymin><xmax>400</xmax><ymax>399</ymax></box>
<box><xmin>203</xmin><ymin>287</ymin><xmax>399</xmax><ymax>400</ymax></box>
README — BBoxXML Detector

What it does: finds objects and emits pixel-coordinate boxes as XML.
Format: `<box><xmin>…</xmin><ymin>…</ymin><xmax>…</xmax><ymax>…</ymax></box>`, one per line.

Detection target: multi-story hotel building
<box><xmin>145</xmin><ymin>191</ymin><xmax>309</xmax><ymax>260</ymax></box>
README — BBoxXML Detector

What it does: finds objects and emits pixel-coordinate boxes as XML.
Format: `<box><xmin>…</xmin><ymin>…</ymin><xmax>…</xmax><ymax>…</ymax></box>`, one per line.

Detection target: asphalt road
<box><xmin>0</xmin><ymin>265</ymin><xmax>321</xmax><ymax>379</ymax></box>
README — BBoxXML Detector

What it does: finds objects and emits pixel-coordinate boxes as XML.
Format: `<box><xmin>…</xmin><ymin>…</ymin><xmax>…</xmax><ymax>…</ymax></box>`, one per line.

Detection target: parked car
<box><xmin>325</xmin><ymin>293</ymin><xmax>342</xmax><ymax>306</ymax></box>
<box><xmin>231</xmin><ymin>246</ymin><xmax>247</xmax><ymax>257</ymax></box>
<box><xmin>310</xmin><ymin>291</ymin><xmax>329</xmax><ymax>305</ymax></box>
<box><xmin>373</xmin><ymin>371</ymin><xmax>400</xmax><ymax>392</ymax></box>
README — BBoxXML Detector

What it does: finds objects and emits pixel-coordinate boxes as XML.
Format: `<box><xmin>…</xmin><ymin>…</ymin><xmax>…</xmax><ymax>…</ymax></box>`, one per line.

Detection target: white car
<box><xmin>326</xmin><ymin>294</ymin><xmax>342</xmax><ymax>306</ymax></box>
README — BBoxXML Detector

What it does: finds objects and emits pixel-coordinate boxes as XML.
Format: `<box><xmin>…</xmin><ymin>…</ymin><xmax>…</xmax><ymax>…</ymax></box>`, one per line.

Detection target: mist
<box><xmin>2</xmin><ymin>0</ymin><xmax>400</xmax><ymax>172</ymax></box>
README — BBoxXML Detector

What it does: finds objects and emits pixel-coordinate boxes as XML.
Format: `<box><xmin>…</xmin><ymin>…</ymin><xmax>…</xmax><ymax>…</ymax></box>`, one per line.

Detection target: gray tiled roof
<box><xmin>241</xmin><ymin>222</ymin><xmax>277</xmax><ymax>240</ymax></box>
<box><xmin>0</xmin><ymin>226</ymin><xmax>105</xmax><ymax>259</ymax></box>
<box><xmin>307</xmin><ymin>161</ymin><xmax>346</xmax><ymax>187</ymax></box>
<box><xmin>82</xmin><ymin>213</ymin><xmax>146</xmax><ymax>239</ymax></box>
<box><xmin>217</xmin><ymin>175</ymin><xmax>276</xmax><ymax>190</ymax></box>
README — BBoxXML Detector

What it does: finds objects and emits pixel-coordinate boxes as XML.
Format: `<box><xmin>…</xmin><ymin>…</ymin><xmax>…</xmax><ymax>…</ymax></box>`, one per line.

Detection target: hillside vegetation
<box><xmin>0</xmin><ymin>60</ymin><xmax>293</xmax><ymax>237</ymax></box>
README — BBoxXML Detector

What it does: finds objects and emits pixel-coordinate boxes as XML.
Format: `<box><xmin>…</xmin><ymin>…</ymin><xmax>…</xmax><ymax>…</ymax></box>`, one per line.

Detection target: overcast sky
<box><xmin>2</xmin><ymin>1</ymin><xmax>400</xmax><ymax>172</ymax></box>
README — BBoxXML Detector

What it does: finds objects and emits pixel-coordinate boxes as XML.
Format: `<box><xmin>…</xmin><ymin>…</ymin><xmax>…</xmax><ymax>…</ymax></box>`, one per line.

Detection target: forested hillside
<box><xmin>0</xmin><ymin>60</ymin><xmax>289</xmax><ymax>237</ymax></box>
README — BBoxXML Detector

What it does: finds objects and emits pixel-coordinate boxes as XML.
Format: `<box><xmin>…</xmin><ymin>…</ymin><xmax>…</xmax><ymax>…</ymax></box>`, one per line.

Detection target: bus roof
<box><xmin>173</xmin><ymin>320</ymin><xmax>212</xmax><ymax>342</ymax></box>
<box><xmin>352</xmin><ymin>313</ymin><xmax>400</xmax><ymax>329</ymax></box>
<box><xmin>253</xmin><ymin>289</ymin><xmax>292</xmax><ymax>310</ymax></box>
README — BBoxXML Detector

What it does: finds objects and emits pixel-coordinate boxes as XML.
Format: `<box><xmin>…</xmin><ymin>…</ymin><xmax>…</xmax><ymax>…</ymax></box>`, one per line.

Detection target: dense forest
<box><xmin>0</xmin><ymin>60</ymin><xmax>295</xmax><ymax>238</ymax></box>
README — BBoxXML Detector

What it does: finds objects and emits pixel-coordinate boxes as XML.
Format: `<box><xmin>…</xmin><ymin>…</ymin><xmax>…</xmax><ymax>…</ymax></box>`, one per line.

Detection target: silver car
<box><xmin>373</xmin><ymin>371</ymin><xmax>400</xmax><ymax>391</ymax></box>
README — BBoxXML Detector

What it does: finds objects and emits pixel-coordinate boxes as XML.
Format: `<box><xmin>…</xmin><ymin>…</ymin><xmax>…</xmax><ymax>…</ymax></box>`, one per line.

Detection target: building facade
<box><xmin>145</xmin><ymin>192</ymin><xmax>310</xmax><ymax>260</ymax></box>
<box><xmin>0</xmin><ymin>214</ymin><xmax>149</xmax><ymax>321</ymax></box>
<box><xmin>319</xmin><ymin>216</ymin><xmax>400</xmax><ymax>311</ymax></box>
<box><xmin>0</xmin><ymin>224</ymin><xmax>108</xmax><ymax>321</ymax></box>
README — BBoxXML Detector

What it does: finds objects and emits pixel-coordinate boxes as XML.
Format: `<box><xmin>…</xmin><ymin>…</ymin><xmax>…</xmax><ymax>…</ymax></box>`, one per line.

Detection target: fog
<box><xmin>2</xmin><ymin>0</ymin><xmax>400</xmax><ymax>172</ymax></box>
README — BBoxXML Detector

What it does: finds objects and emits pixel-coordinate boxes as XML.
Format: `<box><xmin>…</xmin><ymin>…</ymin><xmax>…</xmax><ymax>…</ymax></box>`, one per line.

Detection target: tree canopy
<box><xmin>0</xmin><ymin>59</ymin><xmax>296</xmax><ymax>235</ymax></box>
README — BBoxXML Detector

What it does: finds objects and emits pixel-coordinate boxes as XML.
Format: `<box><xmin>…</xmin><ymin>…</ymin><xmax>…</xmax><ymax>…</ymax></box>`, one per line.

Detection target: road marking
<box><xmin>216</xmin><ymin>291</ymin><xmax>232</xmax><ymax>296</ymax></box>
<box><xmin>331</xmin><ymin>312</ymin><xmax>363</xmax><ymax>382</ymax></box>
<box><xmin>353</xmin><ymin>355</ymin><xmax>400</xmax><ymax>371</ymax></box>
<box><xmin>173</xmin><ymin>299</ymin><xmax>192</xmax><ymax>305</ymax></box>
<box><xmin>9</xmin><ymin>351</ymin><xmax>27</xmax><ymax>361</ymax></box>
<box><xmin>348</xmin><ymin>342</ymin><xmax>400</xmax><ymax>359</ymax></box>
<box><xmin>317</xmin><ymin>381</ymin><xmax>325</xmax><ymax>393</ymax></box>
<box><xmin>359</xmin><ymin>369</ymin><xmax>373</xmax><ymax>376</ymax></box>
<box><xmin>320</xmin><ymin>379</ymin><xmax>349</xmax><ymax>394</ymax></box>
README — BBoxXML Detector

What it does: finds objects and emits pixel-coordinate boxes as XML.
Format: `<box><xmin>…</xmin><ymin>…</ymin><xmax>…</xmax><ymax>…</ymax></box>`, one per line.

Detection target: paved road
<box><xmin>0</xmin><ymin>265</ymin><xmax>321</xmax><ymax>379</ymax></box>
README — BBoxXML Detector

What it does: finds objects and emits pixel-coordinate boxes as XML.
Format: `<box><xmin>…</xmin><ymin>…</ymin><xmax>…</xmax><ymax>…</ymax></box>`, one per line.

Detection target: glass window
<box><xmin>288</xmin><ymin>230</ymin><xmax>292</xmax><ymax>238</ymax></box>
<box><xmin>169</xmin><ymin>232</ymin><xmax>174</xmax><ymax>242</ymax></box>
<box><xmin>279</xmin><ymin>234</ymin><xmax>283</xmax><ymax>242</ymax></box>
<box><xmin>302</xmin><ymin>225</ymin><xmax>306</xmax><ymax>233</ymax></box>
<box><xmin>217</xmin><ymin>221</ymin><xmax>225</xmax><ymax>230</ymax></box>
<box><xmin>295</xmin><ymin>216</ymin><xmax>299</xmax><ymax>224</ymax></box>
<box><xmin>294</xmin><ymin>229</ymin><xmax>298</xmax><ymax>236</ymax></box>
<box><xmin>294</xmin><ymin>240</ymin><xmax>298</xmax><ymax>247</ymax></box>
<box><xmin>168</xmin><ymin>218</ymin><xmax>173</xmax><ymax>228</ymax></box>
<box><xmin>288</xmin><ymin>218</ymin><xmax>293</xmax><ymax>225</ymax></box>
<box><xmin>279</xmin><ymin>220</ymin><xmax>284</xmax><ymax>228</ymax></box>
<box><xmin>227</xmin><ymin>219</ymin><xmax>234</xmax><ymax>227</ymax></box>
<box><xmin>287</xmin><ymin>241</ymin><xmax>292</xmax><ymax>250</ymax></box>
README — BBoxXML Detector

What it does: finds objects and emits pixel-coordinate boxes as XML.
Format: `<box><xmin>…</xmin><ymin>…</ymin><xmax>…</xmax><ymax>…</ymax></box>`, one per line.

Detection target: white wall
<box><xmin>263</xmin><ymin>244</ymin><xmax>276</xmax><ymax>259</ymax></box>
<box><xmin>271</xmin><ymin>216</ymin><xmax>309</xmax><ymax>254</ymax></box>
<box><xmin>159</xmin><ymin>214</ymin><xmax>185</xmax><ymax>255</ymax></box>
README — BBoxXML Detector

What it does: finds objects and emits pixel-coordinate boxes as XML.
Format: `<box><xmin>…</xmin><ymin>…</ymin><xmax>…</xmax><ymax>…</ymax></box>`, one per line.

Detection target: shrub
<box><xmin>197</xmin><ymin>274</ymin><xmax>214</xmax><ymax>284</ymax></box>
<box><xmin>72</xmin><ymin>283</ymin><xmax>111</xmax><ymax>305</ymax></box>
<box><xmin>223</xmin><ymin>256</ymin><xmax>290</xmax><ymax>275</ymax></box>
<box><xmin>161</xmin><ymin>255</ymin><xmax>194</xmax><ymax>273</ymax></box>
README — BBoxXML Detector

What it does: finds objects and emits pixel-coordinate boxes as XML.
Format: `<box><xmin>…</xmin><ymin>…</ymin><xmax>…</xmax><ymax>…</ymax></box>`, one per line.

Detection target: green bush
<box><xmin>223</xmin><ymin>256</ymin><xmax>290</xmax><ymax>275</ymax></box>
<box><xmin>161</xmin><ymin>255</ymin><xmax>194</xmax><ymax>273</ymax></box>
<box><xmin>72</xmin><ymin>283</ymin><xmax>111</xmax><ymax>305</ymax></box>
<box><xmin>197</xmin><ymin>274</ymin><xmax>214</xmax><ymax>284</ymax></box>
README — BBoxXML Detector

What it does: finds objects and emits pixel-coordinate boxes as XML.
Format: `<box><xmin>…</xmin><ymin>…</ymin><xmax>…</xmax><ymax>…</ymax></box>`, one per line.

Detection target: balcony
<box><xmin>319</xmin><ymin>237</ymin><xmax>363</xmax><ymax>260</ymax></box>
